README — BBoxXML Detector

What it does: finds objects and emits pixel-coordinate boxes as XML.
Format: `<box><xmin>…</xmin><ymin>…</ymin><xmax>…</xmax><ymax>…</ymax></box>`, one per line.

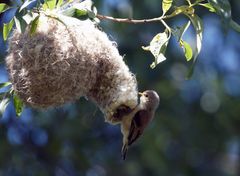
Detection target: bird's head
<box><xmin>139</xmin><ymin>90</ymin><xmax>160</xmax><ymax>110</ymax></box>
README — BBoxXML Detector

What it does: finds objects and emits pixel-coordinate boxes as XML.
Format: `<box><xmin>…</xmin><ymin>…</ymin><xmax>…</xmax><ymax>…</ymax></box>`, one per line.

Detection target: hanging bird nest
<box><xmin>5</xmin><ymin>13</ymin><xmax>138</xmax><ymax>123</ymax></box>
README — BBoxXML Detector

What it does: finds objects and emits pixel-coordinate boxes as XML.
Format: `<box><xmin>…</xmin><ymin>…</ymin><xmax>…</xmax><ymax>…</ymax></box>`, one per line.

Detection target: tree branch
<box><xmin>96</xmin><ymin>2</ymin><xmax>204</xmax><ymax>25</ymax></box>
<box><xmin>96</xmin><ymin>14</ymin><xmax>168</xmax><ymax>24</ymax></box>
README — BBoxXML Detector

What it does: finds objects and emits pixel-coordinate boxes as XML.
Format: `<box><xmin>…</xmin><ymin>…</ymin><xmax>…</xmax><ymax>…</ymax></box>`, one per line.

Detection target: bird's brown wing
<box><xmin>127</xmin><ymin>110</ymin><xmax>148</xmax><ymax>146</ymax></box>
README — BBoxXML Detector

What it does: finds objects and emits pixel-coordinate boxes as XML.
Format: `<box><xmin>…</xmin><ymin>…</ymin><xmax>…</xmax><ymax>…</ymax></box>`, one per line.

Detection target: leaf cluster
<box><xmin>0</xmin><ymin>82</ymin><xmax>23</xmax><ymax>117</ymax></box>
<box><xmin>142</xmin><ymin>0</ymin><xmax>240</xmax><ymax>78</ymax></box>
<box><xmin>0</xmin><ymin>0</ymin><xmax>98</xmax><ymax>41</ymax></box>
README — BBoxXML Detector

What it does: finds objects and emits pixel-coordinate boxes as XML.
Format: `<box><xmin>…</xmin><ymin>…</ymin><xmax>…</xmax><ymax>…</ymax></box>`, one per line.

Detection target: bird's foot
<box><xmin>109</xmin><ymin>105</ymin><xmax>132</xmax><ymax>124</ymax></box>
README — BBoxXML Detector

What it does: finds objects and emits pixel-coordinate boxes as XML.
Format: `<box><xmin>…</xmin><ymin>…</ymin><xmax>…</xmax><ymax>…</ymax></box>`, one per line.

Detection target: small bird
<box><xmin>120</xmin><ymin>90</ymin><xmax>160</xmax><ymax>160</ymax></box>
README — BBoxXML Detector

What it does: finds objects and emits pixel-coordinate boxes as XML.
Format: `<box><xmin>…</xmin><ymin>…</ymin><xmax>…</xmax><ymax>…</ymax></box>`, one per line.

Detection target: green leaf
<box><xmin>186</xmin><ymin>14</ymin><xmax>203</xmax><ymax>60</ymax></box>
<box><xmin>162</xmin><ymin>0</ymin><xmax>173</xmax><ymax>14</ymax></box>
<box><xmin>19</xmin><ymin>0</ymin><xmax>36</xmax><ymax>12</ymax></box>
<box><xmin>76</xmin><ymin>0</ymin><xmax>93</xmax><ymax>11</ymax></box>
<box><xmin>3</xmin><ymin>18</ymin><xmax>14</xmax><ymax>41</ymax></box>
<box><xmin>230</xmin><ymin>20</ymin><xmax>240</xmax><ymax>33</ymax></box>
<box><xmin>30</xmin><ymin>15</ymin><xmax>40</xmax><ymax>35</ymax></box>
<box><xmin>180</xmin><ymin>40</ymin><xmax>193</xmax><ymax>61</ymax></box>
<box><xmin>22</xmin><ymin>12</ymin><xmax>35</xmax><ymax>24</ymax></box>
<box><xmin>172</xmin><ymin>21</ymin><xmax>193</xmax><ymax>61</ymax></box>
<box><xmin>13</xmin><ymin>94</ymin><xmax>24</xmax><ymax>117</ymax></box>
<box><xmin>75</xmin><ymin>9</ymin><xmax>88</xmax><ymax>17</ymax></box>
<box><xmin>0</xmin><ymin>91</ymin><xmax>12</xmax><ymax>117</ymax></box>
<box><xmin>208</xmin><ymin>0</ymin><xmax>231</xmax><ymax>26</ymax></box>
<box><xmin>172</xmin><ymin>20</ymin><xmax>191</xmax><ymax>42</ymax></box>
<box><xmin>185</xmin><ymin>14</ymin><xmax>203</xmax><ymax>78</ymax></box>
<box><xmin>0</xmin><ymin>97</ymin><xmax>10</xmax><ymax>116</ymax></box>
<box><xmin>87</xmin><ymin>10</ymin><xmax>96</xmax><ymax>19</ymax></box>
<box><xmin>150</xmin><ymin>54</ymin><xmax>167</xmax><ymax>69</ymax></box>
<box><xmin>0</xmin><ymin>82</ymin><xmax>11</xmax><ymax>89</ymax></box>
<box><xmin>186</xmin><ymin>61</ymin><xmax>196</xmax><ymax>79</ymax></box>
<box><xmin>60</xmin><ymin>0</ymin><xmax>93</xmax><ymax>19</ymax></box>
<box><xmin>199</xmin><ymin>3</ymin><xmax>216</xmax><ymax>12</ymax></box>
<box><xmin>0</xmin><ymin>3</ymin><xmax>9</xmax><ymax>13</ymax></box>
<box><xmin>14</xmin><ymin>16</ymin><xmax>27</xmax><ymax>33</ymax></box>
<box><xmin>60</xmin><ymin>6</ymin><xmax>76</xmax><ymax>16</ymax></box>
<box><xmin>43</xmin><ymin>0</ymin><xmax>57</xmax><ymax>10</ymax></box>
<box><xmin>142</xmin><ymin>31</ymin><xmax>169</xmax><ymax>68</ymax></box>
<box><xmin>168</xmin><ymin>5</ymin><xmax>189</xmax><ymax>17</ymax></box>
<box><xmin>74</xmin><ymin>1</ymin><xmax>93</xmax><ymax>18</ymax></box>
<box><xmin>56</xmin><ymin>0</ymin><xmax>63</xmax><ymax>8</ymax></box>
<box><xmin>93</xmin><ymin>6</ymin><xmax>97</xmax><ymax>15</ymax></box>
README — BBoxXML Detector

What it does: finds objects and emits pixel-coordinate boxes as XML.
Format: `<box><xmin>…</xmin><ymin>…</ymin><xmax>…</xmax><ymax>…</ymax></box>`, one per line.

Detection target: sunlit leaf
<box><xmin>30</xmin><ymin>15</ymin><xmax>40</xmax><ymax>35</ymax></box>
<box><xmin>19</xmin><ymin>0</ymin><xmax>37</xmax><ymax>12</ymax></box>
<box><xmin>168</xmin><ymin>5</ymin><xmax>189</xmax><ymax>17</ymax></box>
<box><xmin>44</xmin><ymin>0</ymin><xmax>57</xmax><ymax>10</ymax></box>
<box><xmin>3</xmin><ymin>18</ymin><xmax>14</xmax><ymax>41</ymax></box>
<box><xmin>13</xmin><ymin>94</ymin><xmax>24</xmax><ymax>117</ymax></box>
<box><xmin>150</xmin><ymin>54</ymin><xmax>167</xmax><ymax>69</ymax></box>
<box><xmin>93</xmin><ymin>6</ymin><xmax>97</xmax><ymax>15</ymax></box>
<box><xmin>56</xmin><ymin>0</ymin><xmax>63</xmax><ymax>8</ymax></box>
<box><xmin>208</xmin><ymin>0</ymin><xmax>231</xmax><ymax>26</ymax></box>
<box><xmin>172</xmin><ymin>20</ymin><xmax>191</xmax><ymax>42</ymax></box>
<box><xmin>76</xmin><ymin>0</ymin><xmax>93</xmax><ymax>11</ymax></box>
<box><xmin>14</xmin><ymin>16</ymin><xmax>27</xmax><ymax>33</ymax></box>
<box><xmin>22</xmin><ymin>12</ymin><xmax>35</xmax><ymax>24</ymax></box>
<box><xmin>185</xmin><ymin>6</ymin><xmax>195</xmax><ymax>15</ymax></box>
<box><xmin>75</xmin><ymin>9</ymin><xmax>88</xmax><ymax>17</ymax></box>
<box><xmin>186</xmin><ymin>14</ymin><xmax>203</xmax><ymax>60</ymax></box>
<box><xmin>199</xmin><ymin>3</ymin><xmax>216</xmax><ymax>12</ymax></box>
<box><xmin>162</xmin><ymin>0</ymin><xmax>173</xmax><ymax>14</ymax></box>
<box><xmin>185</xmin><ymin>14</ymin><xmax>203</xmax><ymax>78</ymax></box>
<box><xmin>60</xmin><ymin>0</ymin><xmax>93</xmax><ymax>19</ymax></box>
<box><xmin>142</xmin><ymin>31</ymin><xmax>169</xmax><ymax>68</ymax></box>
<box><xmin>180</xmin><ymin>40</ymin><xmax>193</xmax><ymax>61</ymax></box>
<box><xmin>60</xmin><ymin>6</ymin><xmax>75</xmax><ymax>16</ymax></box>
<box><xmin>87</xmin><ymin>10</ymin><xmax>95</xmax><ymax>19</ymax></box>
<box><xmin>0</xmin><ymin>82</ymin><xmax>11</xmax><ymax>89</ymax></box>
<box><xmin>172</xmin><ymin>21</ymin><xmax>193</xmax><ymax>61</ymax></box>
<box><xmin>230</xmin><ymin>20</ymin><xmax>240</xmax><ymax>33</ymax></box>
<box><xmin>0</xmin><ymin>3</ymin><xmax>9</xmax><ymax>13</ymax></box>
<box><xmin>0</xmin><ymin>95</ymin><xmax>10</xmax><ymax>117</ymax></box>
<box><xmin>142</xmin><ymin>46</ymin><xmax>150</xmax><ymax>51</ymax></box>
<box><xmin>92</xmin><ymin>6</ymin><xmax>100</xmax><ymax>23</ymax></box>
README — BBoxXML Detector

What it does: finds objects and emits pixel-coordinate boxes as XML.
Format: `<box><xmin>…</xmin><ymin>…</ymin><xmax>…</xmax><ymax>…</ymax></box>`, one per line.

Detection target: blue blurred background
<box><xmin>0</xmin><ymin>0</ymin><xmax>240</xmax><ymax>175</ymax></box>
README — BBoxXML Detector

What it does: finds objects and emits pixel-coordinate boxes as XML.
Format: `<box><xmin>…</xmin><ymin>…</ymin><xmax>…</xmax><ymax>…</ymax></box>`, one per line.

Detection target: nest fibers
<box><xmin>6</xmin><ymin>13</ymin><xmax>138</xmax><ymax>123</ymax></box>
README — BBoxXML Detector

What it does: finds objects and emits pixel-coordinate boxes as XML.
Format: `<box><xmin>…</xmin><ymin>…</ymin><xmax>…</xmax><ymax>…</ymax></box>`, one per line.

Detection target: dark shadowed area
<box><xmin>0</xmin><ymin>0</ymin><xmax>240</xmax><ymax>176</ymax></box>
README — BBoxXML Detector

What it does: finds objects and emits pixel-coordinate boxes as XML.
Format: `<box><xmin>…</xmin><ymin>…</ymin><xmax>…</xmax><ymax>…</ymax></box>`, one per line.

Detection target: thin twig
<box><xmin>96</xmin><ymin>1</ymin><xmax>205</xmax><ymax>25</ymax></box>
<box><xmin>96</xmin><ymin>14</ymin><xmax>168</xmax><ymax>24</ymax></box>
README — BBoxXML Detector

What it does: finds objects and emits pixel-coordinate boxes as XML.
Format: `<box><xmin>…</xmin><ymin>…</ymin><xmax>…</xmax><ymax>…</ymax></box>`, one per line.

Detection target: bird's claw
<box><xmin>111</xmin><ymin>105</ymin><xmax>132</xmax><ymax>124</ymax></box>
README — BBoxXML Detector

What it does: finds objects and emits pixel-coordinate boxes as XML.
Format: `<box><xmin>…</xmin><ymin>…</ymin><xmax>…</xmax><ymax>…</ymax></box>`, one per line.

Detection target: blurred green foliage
<box><xmin>0</xmin><ymin>0</ymin><xmax>240</xmax><ymax>176</ymax></box>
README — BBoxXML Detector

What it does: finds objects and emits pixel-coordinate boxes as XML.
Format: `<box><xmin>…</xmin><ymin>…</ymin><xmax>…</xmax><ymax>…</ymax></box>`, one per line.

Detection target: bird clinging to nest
<box><xmin>117</xmin><ymin>90</ymin><xmax>160</xmax><ymax>160</ymax></box>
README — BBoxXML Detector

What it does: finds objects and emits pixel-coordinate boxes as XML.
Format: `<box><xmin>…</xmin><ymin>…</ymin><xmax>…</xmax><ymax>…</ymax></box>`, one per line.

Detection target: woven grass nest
<box><xmin>5</xmin><ymin>13</ymin><xmax>138</xmax><ymax>123</ymax></box>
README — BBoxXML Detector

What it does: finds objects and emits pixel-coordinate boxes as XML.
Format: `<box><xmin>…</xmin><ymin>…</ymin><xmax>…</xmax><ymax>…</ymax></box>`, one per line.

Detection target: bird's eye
<box><xmin>145</xmin><ymin>94</ymin><xmax>149</xmax><ymax>98</ymax></box>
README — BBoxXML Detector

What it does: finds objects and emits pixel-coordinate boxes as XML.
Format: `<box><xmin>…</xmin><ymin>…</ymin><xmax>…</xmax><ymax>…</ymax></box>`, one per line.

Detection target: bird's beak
<box><xmin>138</xmin><ymin>92</ymin><xmax>144</xmax><ymax>96</ymax></box>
